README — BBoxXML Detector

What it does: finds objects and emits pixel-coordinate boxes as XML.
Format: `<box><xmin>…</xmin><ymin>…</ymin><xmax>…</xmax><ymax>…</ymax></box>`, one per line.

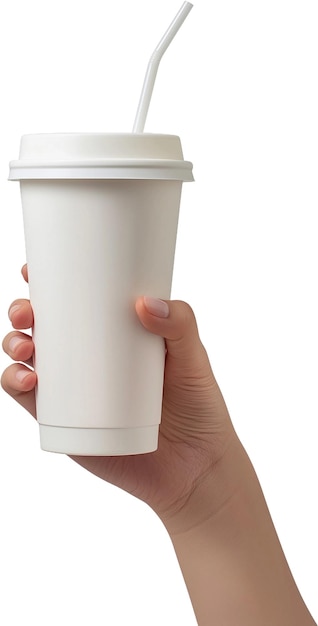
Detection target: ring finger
<box><xmin>2</xmin><ymin>331</ymin><xmax>34</xmax><ymax>367</ymax></box>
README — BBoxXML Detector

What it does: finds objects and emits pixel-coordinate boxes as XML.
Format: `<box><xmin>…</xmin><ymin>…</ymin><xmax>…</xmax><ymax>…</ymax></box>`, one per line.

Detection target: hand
<box><xmin>2</xmin><ymin>266</ymin><xmax>316</xmax><ymax>625</ymax></box>
<box><xmin>1</xmin><ymin>265</ymin><xmax>236</xmax><ymax>532</ymax></box>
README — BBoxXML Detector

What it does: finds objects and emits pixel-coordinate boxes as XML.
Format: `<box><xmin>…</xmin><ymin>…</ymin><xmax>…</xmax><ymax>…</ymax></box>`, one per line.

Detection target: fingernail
<box><xmin>16</xmin><ymin>369</ymin><xmax>32</xmax><ymax>383</ymax></box>
<box><xmin>143</xmin><ymin>297</ymin><xmax>169</xmax><ymax>319</ymax></box>
<box><xmin>9</xmin><ymin>305</ymin><xmax>21</xmax><ymax>321</ymax></box>
<box><xmin>9</xmin><ymin>336</ymin><xmax>24</xmax><ymax>353</ymax></box>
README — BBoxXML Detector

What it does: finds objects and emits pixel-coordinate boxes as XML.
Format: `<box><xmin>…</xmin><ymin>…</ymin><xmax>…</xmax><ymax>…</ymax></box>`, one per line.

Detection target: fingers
<box><xmin>1</xmin><ymin>274</ymin><xmax>36</xmax><ymax>416</ymax></box>
<box><xmin>2</xmin><ymin>331</ymin><xmax>34</xmax><ymax>367</ymax></box>
<box><xmin>21</xmin><ymin>263</ymin><xmax>28</xmax><ymax>283</ymax></box>
<box><xmin>1</xmin><ymin>364</ymin><xmax>37</xmax><ymax>417</ymax></box>
<box><xmin>8</xmin><ymin>299</ymin><xmax>33</xmax><ymax>329</ymax></box>
<box><xmin>1</xmin><ymin>363</ymin><xmax>36</xmax><ymax>392</ymax></box>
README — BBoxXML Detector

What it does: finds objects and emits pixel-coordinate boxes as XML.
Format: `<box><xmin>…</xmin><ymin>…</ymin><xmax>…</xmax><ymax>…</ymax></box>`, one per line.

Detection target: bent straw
<box><xmin>132</xmin><ymin>2</ymin><xmax>193</xmax><ymax>133</ymax></box>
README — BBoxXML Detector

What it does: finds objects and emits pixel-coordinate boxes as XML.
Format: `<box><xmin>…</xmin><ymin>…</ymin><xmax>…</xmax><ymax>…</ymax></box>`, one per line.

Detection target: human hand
<box><xmin>1</xmin><ymin>264</ymin><xmax>237</xmax><ymax>534</ymax></box>
<box><xmin>3</xmin><ymin>266</ymin><xmax>317</xmax><ymax>626</ymax></box>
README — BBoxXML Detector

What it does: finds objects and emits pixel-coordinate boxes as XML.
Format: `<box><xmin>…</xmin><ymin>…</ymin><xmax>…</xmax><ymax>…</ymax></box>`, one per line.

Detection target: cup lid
<box><xmin>9</xmin><ymin>133</ymin><xmax>194</xmax><ymax>181</ymax></box>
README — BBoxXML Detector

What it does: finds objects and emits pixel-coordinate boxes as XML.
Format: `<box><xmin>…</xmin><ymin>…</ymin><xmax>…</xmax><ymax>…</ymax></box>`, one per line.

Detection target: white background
<box><xmin>0</xmin><ymin>0</ymin><xmax>317</xmax><ymax>623</ymax></box>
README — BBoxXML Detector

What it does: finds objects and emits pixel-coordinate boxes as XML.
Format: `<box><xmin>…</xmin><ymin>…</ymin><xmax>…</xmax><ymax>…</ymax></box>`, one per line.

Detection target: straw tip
<box><xmin>132</xmin><ymin>1</ymin><xmax>194</xmax><ymax>133</ymax></box>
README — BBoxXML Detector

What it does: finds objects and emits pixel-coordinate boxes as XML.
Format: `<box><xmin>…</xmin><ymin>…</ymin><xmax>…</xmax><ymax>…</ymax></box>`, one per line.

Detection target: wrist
<box><xmin>160</xmin><ymin>433</ymin><xmax>246</xmax><ymax>538</ymax></box>
<box><xmin>162</xmin><ymin>438</ymin><xmax>316</xmax><ymax>626</ymax></box>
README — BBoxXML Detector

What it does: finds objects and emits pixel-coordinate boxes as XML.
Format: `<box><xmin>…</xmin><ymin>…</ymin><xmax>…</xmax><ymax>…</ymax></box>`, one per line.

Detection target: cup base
<box><xmin>39</xmin><ymin>424</ymin><xmax>159</xmax><ymax>456</ymax></box>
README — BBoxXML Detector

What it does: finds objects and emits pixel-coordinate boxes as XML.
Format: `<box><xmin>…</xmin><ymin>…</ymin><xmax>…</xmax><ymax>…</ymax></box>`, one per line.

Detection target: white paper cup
<box><xmin>9</xmin><ymin>133</ymin><xmax>194</xmax><ymax>455</ymax></box>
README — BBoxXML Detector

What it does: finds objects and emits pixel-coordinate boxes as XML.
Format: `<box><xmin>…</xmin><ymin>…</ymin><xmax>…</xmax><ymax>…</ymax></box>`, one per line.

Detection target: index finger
<box><xmin>21</xmin><ymin>264</ymin><xmax>28</xmax><ymax>283</ymax></box>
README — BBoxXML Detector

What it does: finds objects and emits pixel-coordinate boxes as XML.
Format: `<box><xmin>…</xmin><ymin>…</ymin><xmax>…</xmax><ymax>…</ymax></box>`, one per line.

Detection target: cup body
<box><xmin>9</xmin><ymin>134</ymin><xmax>193</xmax><ymax>455</ymax></box>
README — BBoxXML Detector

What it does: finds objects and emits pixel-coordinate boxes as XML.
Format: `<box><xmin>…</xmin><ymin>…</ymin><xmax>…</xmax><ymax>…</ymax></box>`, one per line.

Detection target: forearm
<box><xmin>164</xmin><ymin>440</ymin><xmax>316</xmax><ymax>626</ymax></box>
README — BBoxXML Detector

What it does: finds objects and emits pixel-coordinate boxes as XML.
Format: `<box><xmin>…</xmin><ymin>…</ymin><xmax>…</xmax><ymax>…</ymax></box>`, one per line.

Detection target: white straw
<box><xmin>132</xmin><ymin>2</ymin><xmax>193</xmax><ymax>133</ymax></box>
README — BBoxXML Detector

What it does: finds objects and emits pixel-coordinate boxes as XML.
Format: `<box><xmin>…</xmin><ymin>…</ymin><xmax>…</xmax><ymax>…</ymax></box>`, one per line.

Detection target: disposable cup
<box><xmin>9</xmin><ymin>133</ymin><xmax>193</xmax><ymax>455</ymax></box>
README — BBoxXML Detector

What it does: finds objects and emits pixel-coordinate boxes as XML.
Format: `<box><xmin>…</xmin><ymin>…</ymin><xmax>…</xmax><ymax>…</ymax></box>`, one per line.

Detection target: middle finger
<box><xmin>2</xmin><ymin>331</ymin><xmax>34</xmax><ymax>367</ymax></box>
<box><xmin>8</xmin><ymin>299</ymin><xmax>33</xmax><ymax>330</ymax></box>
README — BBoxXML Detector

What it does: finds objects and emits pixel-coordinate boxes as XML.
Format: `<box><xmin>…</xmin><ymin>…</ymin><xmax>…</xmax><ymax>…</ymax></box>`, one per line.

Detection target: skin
<box><xmin>1</xmin><ymin>265</ymin><xmax>317</xmax><ymax>625</ymax></box>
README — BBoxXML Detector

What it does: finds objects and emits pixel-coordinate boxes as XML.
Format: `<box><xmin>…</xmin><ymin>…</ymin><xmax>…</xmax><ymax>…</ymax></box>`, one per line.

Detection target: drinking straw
<box><xmin>132</xmin><ymin>2</ymin><xmax>193</xmax><ymax>133</ymax></box>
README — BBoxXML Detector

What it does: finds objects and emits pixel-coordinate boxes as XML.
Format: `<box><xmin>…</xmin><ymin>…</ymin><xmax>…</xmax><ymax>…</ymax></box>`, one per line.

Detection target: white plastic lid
<box><xmin>9</xmin><ymin>133</ymin><xmax>194</xmax><ymax>181</ymax></box>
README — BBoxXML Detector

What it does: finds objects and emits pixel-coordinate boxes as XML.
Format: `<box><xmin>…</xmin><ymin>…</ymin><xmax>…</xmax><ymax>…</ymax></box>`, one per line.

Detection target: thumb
<box><xmin>135</xmin><ymin>296</ymin><xmax>208</xmax><ymax>366</ymax></box>
<box><xmin>135</xmin><ymin>297</ymin><xmax>232</xmax><ymax>444</ymax></box>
